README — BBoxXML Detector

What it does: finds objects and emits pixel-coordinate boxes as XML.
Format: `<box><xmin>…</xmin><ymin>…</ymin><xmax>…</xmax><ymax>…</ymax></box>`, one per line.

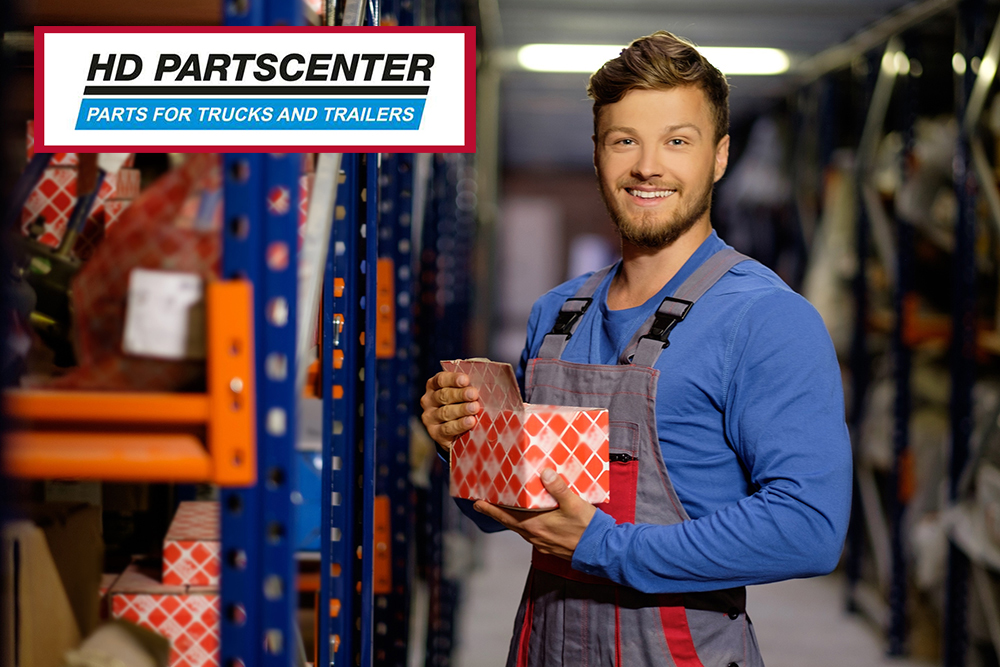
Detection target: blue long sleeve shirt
<box><xmin>459</xmin><ymin>230</ymin><xmax>852</xmax><ymax>594</ymax></box>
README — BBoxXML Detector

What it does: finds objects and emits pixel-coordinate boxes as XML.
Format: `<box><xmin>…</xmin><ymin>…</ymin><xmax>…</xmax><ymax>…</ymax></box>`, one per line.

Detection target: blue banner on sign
<box><xmin>75</xmin><ymin>99</ymin><xmax>426</xmax><ymax>130</ymax></box>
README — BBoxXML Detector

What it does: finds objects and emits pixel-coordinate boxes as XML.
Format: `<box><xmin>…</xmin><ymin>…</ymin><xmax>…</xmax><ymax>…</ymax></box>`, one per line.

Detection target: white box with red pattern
<box><xmin>441</xmin><ymin>359</ymin><xmax>610</xmax><ymax>510</ymax></box>
<box><xmin>109</xmin><ymin>564</ymin><xmax>219</xmax><ymax>667</ymax></box>
<box><xmin>163</xmin><ymin>501</ymin><xmax>220</xmax><ymax>587</ymax></box>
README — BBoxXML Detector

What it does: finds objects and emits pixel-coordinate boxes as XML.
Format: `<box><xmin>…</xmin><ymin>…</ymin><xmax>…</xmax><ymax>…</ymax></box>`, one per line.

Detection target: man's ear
<box><xmin>592</xmin><ymin>134</ymin><xmax>599</xmax><ymax>175</ymax></box>
<box><xmin>714</xmin><ymin>134</ymin><xmax>730</xmax><ymax>182</ymax></box>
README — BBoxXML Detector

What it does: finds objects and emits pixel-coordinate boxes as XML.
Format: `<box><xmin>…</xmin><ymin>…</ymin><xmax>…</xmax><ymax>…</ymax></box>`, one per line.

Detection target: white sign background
<box><xmin>40</xmin><ymin>29</ymin><xmax>470</xmax><ymax>150</ymax></box>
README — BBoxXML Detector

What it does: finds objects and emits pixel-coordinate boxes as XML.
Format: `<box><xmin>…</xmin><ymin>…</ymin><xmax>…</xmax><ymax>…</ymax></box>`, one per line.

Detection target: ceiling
<box><xmin>491</xmin><ymin>0</ymin><xmax>917</xmax><ymax>168</ymax></box>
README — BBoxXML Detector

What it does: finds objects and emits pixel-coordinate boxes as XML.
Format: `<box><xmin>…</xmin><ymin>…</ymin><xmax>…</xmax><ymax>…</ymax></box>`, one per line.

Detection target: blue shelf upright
<box><xmin>373</xmin><ymin>148</ymin><xmax>417</xmax><ymax>667</ymax></box>
<box><xmin>944</xmin><ymin>1</ymin><xmax>988</xmax><ymax>664</ymax></box>
<box><xmin>413</xmin><ymin>151</ymin><xmax>477</xmax><ymax>667</ymax></box>
<box><xmin>319</xmin><ymin>152</ymin><xmax>366</xmax><ymax>667</ymax></box>
<box><xmin>221</xmin><ymin>150</ymin><xmax>302</xmax><ymax>666</ymax></box>
<box><xmin>888</xmin><ymin>37</ymin><xmax>917</xmax><ymax>654</ymax></box>
<box><xmin>220</xmin><ymin>0</ymin><xmax>303</xmax><ymax>660</ymax></box>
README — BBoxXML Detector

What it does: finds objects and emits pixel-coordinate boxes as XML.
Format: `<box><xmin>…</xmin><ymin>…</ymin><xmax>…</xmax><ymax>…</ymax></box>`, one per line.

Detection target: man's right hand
<box><xmin>420</xmin><ymin>372</ymin><xmax>482</xmax><ymax>452</ymax></box>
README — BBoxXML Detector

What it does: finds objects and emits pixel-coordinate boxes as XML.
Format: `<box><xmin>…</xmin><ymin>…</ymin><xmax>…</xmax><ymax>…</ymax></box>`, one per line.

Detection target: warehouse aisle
<box><xmin>453</xmin><ymin>530</ymin><xmax>936</xmax><ymax>667</ymax></box>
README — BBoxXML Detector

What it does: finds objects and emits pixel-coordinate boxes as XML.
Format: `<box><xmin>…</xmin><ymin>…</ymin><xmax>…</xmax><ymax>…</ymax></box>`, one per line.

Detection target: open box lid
<box><xmin>440</xmin><ymin>359</ymin><xmax>524</xmax><ymax>412</ymax></box>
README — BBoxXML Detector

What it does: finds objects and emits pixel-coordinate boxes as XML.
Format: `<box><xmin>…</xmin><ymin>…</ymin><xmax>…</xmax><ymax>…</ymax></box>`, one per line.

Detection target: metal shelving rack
<box><xmin>4</xmin><ymin>1</ymin><xmax>471</xmax><ymax>664</ymax></box>
<box><xmin>944</xmin><ymin>2</ymin><xmax>990</xmax><ymax>664</ymax></box>
<box><xmin>790</xmin><ymin>2</ymin><xmax>1000</xmax><ymax>663</ymax></box>
<box><xmin>218</xmin><ymin>0</ymin><xmax>304</xmax><ymax>661</ymax></box>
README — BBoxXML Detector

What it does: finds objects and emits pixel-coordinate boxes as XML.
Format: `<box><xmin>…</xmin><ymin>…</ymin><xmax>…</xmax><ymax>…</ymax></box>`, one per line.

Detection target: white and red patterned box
<box><xmin>21</xmin><ymin>166</ymin><xmax>78</xmax><ymax>247</ymax></box>
<box><xmin>102</xmin><ymin>167</ymin><xmax>141</xmax><ymax>201</ymax></box>
<box><xmin>102</xmin><ymin>199</ymin><xmax>131</xmax><ymax>229</ymax></box>
<box><xmin>110</xmin><ymin>564</ymin><xmax>219</xmax><ymax>667</ymax></box>
<box><xmin>441</xmin><ymin>359</ymin><xmax>610</xmax><ymax>510</ymax></box>
<box><xmin>163</xmin><ymin>502</ymin><xmax>220</xmax><ymax>587</ymax></box>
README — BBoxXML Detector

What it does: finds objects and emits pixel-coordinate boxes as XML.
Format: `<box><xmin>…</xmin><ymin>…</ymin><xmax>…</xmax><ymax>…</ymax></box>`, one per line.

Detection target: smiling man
<box><xmin>421</xmin><ymin>31</ymin><xmax>851</xmax><ymax>667</ymax></box>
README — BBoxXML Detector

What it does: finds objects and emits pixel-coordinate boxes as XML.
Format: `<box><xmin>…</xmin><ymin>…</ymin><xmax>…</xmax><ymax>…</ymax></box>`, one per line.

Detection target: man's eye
<box><xmin>616</xmin><ymin>138</ymin><xmax>635</xmax><ymax>145</ymax></box>
<box><xmin>668</xmin><ymin>138</ymin><xmax>687</xmax><ymax>146</ymax></box>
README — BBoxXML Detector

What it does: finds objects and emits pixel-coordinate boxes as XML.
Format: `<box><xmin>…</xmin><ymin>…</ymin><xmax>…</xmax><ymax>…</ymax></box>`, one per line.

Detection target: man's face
<box><xmin>594</xmin><ymin>86</ymin><xmax>729</xmax><ymax>250</ymax></box>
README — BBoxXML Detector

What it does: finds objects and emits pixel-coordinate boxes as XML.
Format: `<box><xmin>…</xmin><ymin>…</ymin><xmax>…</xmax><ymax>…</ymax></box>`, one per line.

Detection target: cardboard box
<box><xmin>441</xmin><ymin>359</ymin><xmax>610</xmax><ymax>510</ymax></box>
<box><xmin>109</xmin><ymin>564</ymin><xmax>219</xmax><ymax>667</ymax></box>
<box><xmin>2</xmin><ymin>520</ymin><xmax>82</xmax><ymax>667</ymax></box>
<box><xmin>30</xmin><ymin>502</ymin><xmax>104</xmax><ymax>638</ymax></box>
<box><xmin>163</xmin><ymin>502</ymin><xmax>220</xmax><ymax>587</ymax></box>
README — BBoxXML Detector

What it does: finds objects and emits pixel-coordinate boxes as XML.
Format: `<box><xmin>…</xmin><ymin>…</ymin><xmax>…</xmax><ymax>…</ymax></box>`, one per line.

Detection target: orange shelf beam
<box><xmin>4</xmin><ymin>432</ymin><xmax>212</xmax><ymax>482</ymax></box>
<box><xmin>2</xmin><ymin>280</ymin><xmax>255</xmax><ymax>486</ymax></box>
<box><xmin>6</xmin><ymin>391</ymin><xmax>210</xmax><ymax>424</ymax></box>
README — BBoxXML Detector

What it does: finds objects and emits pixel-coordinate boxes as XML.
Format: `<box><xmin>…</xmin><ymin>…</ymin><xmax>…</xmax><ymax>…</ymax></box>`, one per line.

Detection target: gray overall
<box><xmin>506</xmin><ymin>248</ymin><xmax>765</xmax><ymax>667</ymax></box>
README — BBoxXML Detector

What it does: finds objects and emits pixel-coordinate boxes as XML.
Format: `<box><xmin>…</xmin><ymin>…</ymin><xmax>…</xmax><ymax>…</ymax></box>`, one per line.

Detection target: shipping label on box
<box><xmin>441</xmin><ymin>359</ymin><xmax>610</xmax><ymax>510</ymax></box>
<box><xmin>109</xmin><ymin>565</ymin><xmax>219</xmax><ymax>667</ymax></box>
<box><xmin>163</xmin><ymin>501</ymin><xmax>220</xmax><ymax>587</ymax></box>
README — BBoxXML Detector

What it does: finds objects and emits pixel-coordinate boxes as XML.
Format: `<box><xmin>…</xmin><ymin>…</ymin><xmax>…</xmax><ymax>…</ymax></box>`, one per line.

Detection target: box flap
<box><xmin>110</xmin><ymin>564</ymin><xmax>187</xmax><ymax>595</ymax></box>
<box><xmin>441</xmin><ymin>359</ymin><xmax>523</xmax><ymax>412</ymax></box>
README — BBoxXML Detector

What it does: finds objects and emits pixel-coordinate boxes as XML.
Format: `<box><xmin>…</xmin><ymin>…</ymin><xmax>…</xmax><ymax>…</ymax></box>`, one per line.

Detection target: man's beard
<box><xmin>599</xmin><ymin>166</ymin><xmax>715</xmax><ymax>250</ymax></box>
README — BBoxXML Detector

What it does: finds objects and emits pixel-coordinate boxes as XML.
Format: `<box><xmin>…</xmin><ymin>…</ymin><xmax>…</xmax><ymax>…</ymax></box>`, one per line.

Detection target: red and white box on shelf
<box><xmin>20</xmin><ymin>166</ymin><xmax>77</xmax><ymax>247</ymax></box>
<box><xmin>163</xmin><ymin>501</ymin><xmax>220</xmax><ymax>587</ymax></box>
<box><xmin>21</xmin><ymin>121</ymin><xmax>141</xmax><ymax>244</ymax></box>
<box><xmin>441</xmin><ymin>359</ymin><xmax>610</xmax><ymax>510</ymax></box>
<box><xmin>109</xmin><ymin>564</ymin><xmax>219</xmax><ymax>667</ymax></box>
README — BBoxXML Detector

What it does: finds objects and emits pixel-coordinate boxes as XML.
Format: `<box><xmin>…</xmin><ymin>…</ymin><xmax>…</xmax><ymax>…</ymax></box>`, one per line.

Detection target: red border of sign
<box><xmin>34</xmin><ymin>25</ymin><xmax>476</xmax><ymax>154</ymax></box>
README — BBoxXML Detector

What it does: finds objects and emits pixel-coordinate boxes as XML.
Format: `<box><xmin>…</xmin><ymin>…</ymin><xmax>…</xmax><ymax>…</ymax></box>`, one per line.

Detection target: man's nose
<box><xmin>631</xmin><ymin>147</ymin><xmax>662</xmax><ymax>181</ymax></box>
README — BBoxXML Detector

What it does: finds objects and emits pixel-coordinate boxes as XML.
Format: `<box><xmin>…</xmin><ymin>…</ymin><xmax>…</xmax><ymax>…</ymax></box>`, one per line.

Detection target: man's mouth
<box><xmin>624</xmin><ymin>187</ymin><xmax>676</xmax><ymax>199</ymax></box>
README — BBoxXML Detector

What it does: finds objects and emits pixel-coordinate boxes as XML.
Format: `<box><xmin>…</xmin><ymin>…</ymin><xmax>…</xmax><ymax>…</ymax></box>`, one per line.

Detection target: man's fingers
<box><xmin>427</xmin><ymin>372</ymin><xmax>470</xmax><ymax>393</ymax></box>
<box><xmin>473</xmin><ymin>501</ymin><xmax>513</xmax><ymax>526</ymax></box>
<box><xmin>541</xmin><ymin>469</ymin><xmax>572</xmax><ymax>500</ymax></box>
<box><xmin>439</xmin><ymin>415</ymin><xmax>477</xmax><ymax>437</ymax></box>
<box><xmin>433</xmin><ymin>385</ymin><xmax>479</xmax><ymax>408</ymax></box>
<box><xmin>435</xmin><ymin>400</ymin><xmax>480</xmax><ymax>424</ymax></box>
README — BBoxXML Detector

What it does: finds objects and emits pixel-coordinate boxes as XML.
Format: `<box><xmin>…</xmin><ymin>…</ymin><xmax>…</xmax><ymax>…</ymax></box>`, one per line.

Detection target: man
<box><xmin>421</xmin><ymin>31</ymin><xmax>851</xmax><ymax>667</ymax></box>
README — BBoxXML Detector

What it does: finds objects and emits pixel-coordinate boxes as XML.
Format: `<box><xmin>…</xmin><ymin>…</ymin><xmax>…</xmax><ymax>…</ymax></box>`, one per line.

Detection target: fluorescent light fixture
<box><xmin>516</xmin><ymin>44</ymin><xmax>790</xmax><ymax>75</ymax></box>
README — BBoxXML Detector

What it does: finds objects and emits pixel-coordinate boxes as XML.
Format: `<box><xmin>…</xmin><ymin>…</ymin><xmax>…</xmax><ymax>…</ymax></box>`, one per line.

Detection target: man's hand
<box><xmin>473</xmin><ymin>470</ymin><xmax>597</xmax><ymax>560</ymax></box>
<box><xmin>420</xmin><ymin>371</ymin><xmax>482</xmax><ymax>452</ymax></box>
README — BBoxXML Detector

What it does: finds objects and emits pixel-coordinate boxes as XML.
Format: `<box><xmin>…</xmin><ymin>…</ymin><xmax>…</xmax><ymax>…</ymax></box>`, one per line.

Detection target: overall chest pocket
<box><xmin>597</xmin><ymin>421</ymin><xmax>640</xmax><ymax>524</ymax></box>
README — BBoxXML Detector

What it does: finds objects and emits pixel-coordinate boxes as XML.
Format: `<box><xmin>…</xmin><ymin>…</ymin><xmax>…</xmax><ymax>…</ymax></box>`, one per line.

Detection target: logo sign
<box><xmin>36</xmin><ymin>27</ymin><xmax>475</xmax><ymax>153</ymax></box>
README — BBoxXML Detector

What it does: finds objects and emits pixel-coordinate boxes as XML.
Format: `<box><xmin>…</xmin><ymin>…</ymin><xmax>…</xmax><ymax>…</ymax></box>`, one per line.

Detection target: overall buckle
<box><xmin>638</xmin><ymin>296</ymin><xmax>693</xmax><ymax>348</ymax></box>
<box><xmin>549</xmin><ymin>298</ymin><xmax>592</xmax><ymax>337</ymax></box>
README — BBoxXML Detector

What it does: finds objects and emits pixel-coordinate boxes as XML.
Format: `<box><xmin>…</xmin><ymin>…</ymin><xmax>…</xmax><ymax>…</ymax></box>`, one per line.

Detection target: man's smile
<box><xmin>624</xmin><ymin>186</ymin><xmax>677</xmax><ymax>200</ymax></box>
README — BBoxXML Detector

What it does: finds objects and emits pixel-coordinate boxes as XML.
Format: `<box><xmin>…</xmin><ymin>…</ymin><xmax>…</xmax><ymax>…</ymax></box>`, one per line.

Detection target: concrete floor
<box><xmin>453</xmin><ymin>530</ymin><xmax>936</xmax><ymax>667</ymax></box>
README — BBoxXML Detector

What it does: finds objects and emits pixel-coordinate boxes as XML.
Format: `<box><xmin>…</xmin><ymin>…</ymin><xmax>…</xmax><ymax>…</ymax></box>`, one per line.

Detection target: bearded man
<box><xmin>421</xmin><ymin>31</ymin><xmax>851</xmax><ymax>667</ymax></box>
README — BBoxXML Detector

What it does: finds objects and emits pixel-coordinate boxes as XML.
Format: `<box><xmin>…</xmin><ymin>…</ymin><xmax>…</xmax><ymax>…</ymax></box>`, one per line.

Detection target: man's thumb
<box><xmin>541</xmin><ymin>469</ymin><xmax>571</xmax><ymax>500</ymax></box>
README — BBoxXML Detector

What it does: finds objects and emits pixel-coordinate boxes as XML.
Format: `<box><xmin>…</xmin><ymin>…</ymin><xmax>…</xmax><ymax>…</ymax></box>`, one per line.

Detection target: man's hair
<box><xmin>587</xmin><ymin>31</ymin><xmax>730</xmax><ymax>143</ymax></box>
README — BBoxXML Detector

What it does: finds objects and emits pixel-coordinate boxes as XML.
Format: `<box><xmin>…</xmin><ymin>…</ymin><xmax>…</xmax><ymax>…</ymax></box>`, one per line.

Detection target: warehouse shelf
<box><xmin>3</xmin><ymin>279</ymin><xmax>256</xmax><ymax>486</ymax></box>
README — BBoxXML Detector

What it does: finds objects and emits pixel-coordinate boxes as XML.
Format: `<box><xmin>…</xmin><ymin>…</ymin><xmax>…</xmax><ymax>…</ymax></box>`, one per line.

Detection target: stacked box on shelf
<box><xmin>163</xmin><ymin>501</ymin><xmax>221</xmax><ymax>587</ymax></box>
<box><xmin>22</xmin><ymin>121</ymin><xmax>141</xmax><ymax>247</ymax></box>
<box><xmin>109</xmin><ymin>564</ymin><xmax>219</xmax><ymax>667</ymax></box>
<box><xmin>110</xmin><ymin>502</ymin><xmax>222</xmax><ymax>667</ymax></box>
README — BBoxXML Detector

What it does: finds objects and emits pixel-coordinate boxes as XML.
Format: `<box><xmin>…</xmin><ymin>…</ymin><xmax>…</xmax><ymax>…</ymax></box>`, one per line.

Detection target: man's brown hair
<box><xmin>587</xmin><ymin>31</ymin><xmax>730</xmax><ymax>143</ymax></box>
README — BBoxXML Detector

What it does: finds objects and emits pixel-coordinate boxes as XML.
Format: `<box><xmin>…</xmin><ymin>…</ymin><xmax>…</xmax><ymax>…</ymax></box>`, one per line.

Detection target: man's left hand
<box><xmin>473</xmin><ymin>469</ymin><xmax>597</xmax><ymax>560</ymax></box>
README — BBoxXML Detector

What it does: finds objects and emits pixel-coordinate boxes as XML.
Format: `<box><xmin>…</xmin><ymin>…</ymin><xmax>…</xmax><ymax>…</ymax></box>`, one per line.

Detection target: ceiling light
<box><xmin>953</xmin><ymin>52</ymin><xmax>967</xmax><ymax>75</ymax></box>
<box><xmin>516</xmin><ymin>44</ymin><xmax>790</xmax><ymax>75</ymax></box>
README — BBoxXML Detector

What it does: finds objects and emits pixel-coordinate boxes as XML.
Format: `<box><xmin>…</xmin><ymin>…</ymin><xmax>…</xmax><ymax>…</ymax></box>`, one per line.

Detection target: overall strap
<box><xmin>621</xmin><ymin>248</ymin><xmax>751</xmax><ymax>367</ymax></box>
<box><xmin>537</xmin><ymin>264</ymin><xmax>616</xmax><ymax>360</ymax></box>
